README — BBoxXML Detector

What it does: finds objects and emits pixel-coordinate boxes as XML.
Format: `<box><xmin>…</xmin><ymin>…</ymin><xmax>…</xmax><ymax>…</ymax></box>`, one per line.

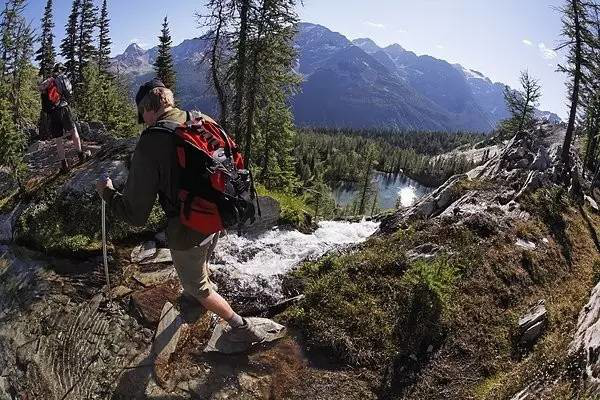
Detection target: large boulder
<box><xmin>13</xmin><ymin>138</ymin><xmax>166</xmax><ymax>255</ymax></box>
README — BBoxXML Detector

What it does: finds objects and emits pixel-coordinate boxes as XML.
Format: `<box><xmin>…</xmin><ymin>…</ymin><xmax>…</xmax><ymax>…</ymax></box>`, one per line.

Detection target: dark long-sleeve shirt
<box><xmin>102</xmin><ymin>108</ymin><xmax>210</xmax><ymax>250</ymax></box>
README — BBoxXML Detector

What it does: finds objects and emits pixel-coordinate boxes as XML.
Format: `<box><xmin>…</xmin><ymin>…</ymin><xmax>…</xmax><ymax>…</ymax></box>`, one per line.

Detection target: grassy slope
<box><xmin>281</xmin><ymin>187</ymin><xmax>600</xmax><ymax>399</ymax></box>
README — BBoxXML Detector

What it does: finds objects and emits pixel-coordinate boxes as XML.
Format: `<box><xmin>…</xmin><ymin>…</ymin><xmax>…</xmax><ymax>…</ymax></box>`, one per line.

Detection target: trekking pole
<box><xmin>101</xmin><ymin>197</ymin><xmax>112</xmax><ymax>303</ymax></box>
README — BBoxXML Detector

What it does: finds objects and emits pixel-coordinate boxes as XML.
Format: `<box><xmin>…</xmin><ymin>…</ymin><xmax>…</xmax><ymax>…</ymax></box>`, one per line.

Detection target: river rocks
<box><xmin>517</xmin><ymin>300</ymin><xmax>548</xmax><ymax>347</ymax></box>
<box><xmin>131</xmin><ymin>241</ymin><xmax>157</xmax><ymax>263</ymax></box>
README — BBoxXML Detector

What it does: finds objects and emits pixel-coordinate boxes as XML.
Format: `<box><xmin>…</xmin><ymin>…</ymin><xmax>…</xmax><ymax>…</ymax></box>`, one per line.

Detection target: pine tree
<box><xmin>503</xmin><ymin>70</ymin><xmax>542</xmax><ymax>132</ymax></box>
<box><xmin>77</xmin><ymin>0</ymin><xmax>97</xmax><ymax>83</ymax></box>
<box><xmin>97</xmin><ymin>0</ymin><xmax>111</xmax><ymax>74</ymax></box>
<box><xmin>35</xmin><ymin>0</ymin><xmax>55</xmax><ymax>78</ymax></box>
<box><xmin>154</xmin><ymin>16</ymin><xmax>176</xmax><ymax>90</ymax></box>
<box><xmin>557</xmin><ymin>0</ymin><xmax>596</xmax><ymax>166</ymax></box>
<box><xmin>61</xmin><ymin>0</ymin><xmax>80</xmax><ymax>80</ymax></box>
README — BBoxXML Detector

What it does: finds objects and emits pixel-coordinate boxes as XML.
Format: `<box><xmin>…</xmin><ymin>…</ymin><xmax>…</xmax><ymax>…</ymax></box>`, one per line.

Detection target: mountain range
<box><xmin>111</xmin><ymin>22</ymin><xmax>561</xmax><ymax>133</ymax></box>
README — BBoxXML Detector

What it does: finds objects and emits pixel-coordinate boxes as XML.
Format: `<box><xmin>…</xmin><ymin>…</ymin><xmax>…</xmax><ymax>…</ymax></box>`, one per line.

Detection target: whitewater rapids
<box><xmin>211</xmin><ymin>219</ymin><xmax>380</xmax><ymax>297</ymax></box>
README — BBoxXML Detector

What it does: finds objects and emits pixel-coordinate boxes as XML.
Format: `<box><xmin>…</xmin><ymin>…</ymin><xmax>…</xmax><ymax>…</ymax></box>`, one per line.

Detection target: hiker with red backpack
<box><xmin>39</xmin><ymin>63</ymin><xmax>90</xmax><ymax>173</ymax></box>
<box><xmin>95</xmin><ymin>79</ymin><xmax>267</xmax><ymax>348</ymax></box>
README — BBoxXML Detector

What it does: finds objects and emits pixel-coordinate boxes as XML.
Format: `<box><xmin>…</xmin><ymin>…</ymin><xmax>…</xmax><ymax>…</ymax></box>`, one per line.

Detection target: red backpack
<box><xmin>153</xmin><ymin>113</ymin><xmax>258</xmax><ymax>235</ymax></box>
<box><xmin>47</xmin><ymin>79</ymin><xmax>62</xmax><ymax>105</ymax></box>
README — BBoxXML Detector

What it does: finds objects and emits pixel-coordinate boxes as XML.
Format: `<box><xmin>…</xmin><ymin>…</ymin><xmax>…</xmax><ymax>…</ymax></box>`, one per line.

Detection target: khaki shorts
<box><xmin>171</xmin><ymin>233</ymin><xmax>219</xmax><ymax>301</ymax></box>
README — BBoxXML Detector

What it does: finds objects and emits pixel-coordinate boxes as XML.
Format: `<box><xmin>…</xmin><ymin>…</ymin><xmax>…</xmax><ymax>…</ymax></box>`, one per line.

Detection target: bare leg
<box><xmin>56</xmin><ymin>136</ymin><xmax>65</xmax><ymax>161</ymax></box>
<box><xmin>69</xmin><ymin>126</ymin><xmax>82</xmax><ymax>153</ymax></box>
<box><xmin>198</xmin><ymin>291</ymin><xmax>235</xmax><ymax>321</ymax></box>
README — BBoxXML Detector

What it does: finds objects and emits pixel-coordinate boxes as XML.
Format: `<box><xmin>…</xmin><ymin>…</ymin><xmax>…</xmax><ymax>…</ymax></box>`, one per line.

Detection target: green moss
<box><xmin>282</xmin><ymin>226</ymin><xmax>477</xmax><ymax>367</ymax></box>
<box><xmin>14</xmin><ymin>186</ymin><xmax>166</xmax><ymax>256</ymax></box>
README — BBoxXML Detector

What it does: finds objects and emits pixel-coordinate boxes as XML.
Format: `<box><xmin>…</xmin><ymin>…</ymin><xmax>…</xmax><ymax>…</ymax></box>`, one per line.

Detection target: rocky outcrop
<box><xmin>381</xmin><ymin>125</ymin><xmax>567</xmax><ymax>235</ymax></box>
<box><xmin>570</xmin><ymin>281</ymin><xmax>600</xmax><ymax>394</ymax></box>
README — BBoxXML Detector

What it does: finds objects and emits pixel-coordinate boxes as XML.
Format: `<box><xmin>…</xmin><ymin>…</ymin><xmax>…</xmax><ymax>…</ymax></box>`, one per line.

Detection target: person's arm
<box><xmin>101</xmin><ymin>137</ymin><xmax>159</xmax><ymax>226</ymax></box>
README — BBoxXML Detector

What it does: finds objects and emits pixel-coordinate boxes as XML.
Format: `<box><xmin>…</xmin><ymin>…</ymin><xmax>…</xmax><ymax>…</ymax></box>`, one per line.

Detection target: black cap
<box><xmin>53</xmin><ymin>63</ymin><xmax>65</xmax><ymax>73</ymax></box>
<box><xmin>135</xmin><ymin>78</ymin><xmax>166</xmax><ymax>106</ymax></box>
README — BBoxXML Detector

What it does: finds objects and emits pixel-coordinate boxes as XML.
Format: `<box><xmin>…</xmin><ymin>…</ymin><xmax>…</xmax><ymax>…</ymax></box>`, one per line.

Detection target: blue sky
<box><xmin>24</xmin><ymin>0</ymin><xmax>568</xmax><ymax>118</ymax></box>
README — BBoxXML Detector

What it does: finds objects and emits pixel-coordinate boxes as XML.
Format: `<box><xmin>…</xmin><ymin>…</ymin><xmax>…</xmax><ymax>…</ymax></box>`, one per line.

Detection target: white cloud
<box><xmin>538</xmin><ymin>42</ymin><xmax>558</xmax><ymax>60</ymax></box>
<box><xmin>436</xmin><ymin>44</ymin><xmax>445</xmax><ymax>49</ymax></box>
<box><xmin>522</xmin><ymin>39</ymin><xmax>533</xmax><ymax>46</ymax></box>
<box><xmin>364</xmin><ymin>21</ymin><xmax>385</xmax><ymax>29</ymax></box>
<box><xmin>397</xmin><ymin>28</ymin><xmax>407</xmax><ymax>34</ymax></box>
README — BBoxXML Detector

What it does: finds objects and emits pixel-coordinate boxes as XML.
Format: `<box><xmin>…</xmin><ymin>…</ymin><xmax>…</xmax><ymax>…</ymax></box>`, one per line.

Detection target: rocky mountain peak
<box><xmin>352</xmin><ymin>38</ymin><xmax>381</xmax><ymax>54</ymax></box>
<box><xmin>123</xmin><ymin>42</ymin><xmax>146</xmax><ymax>56</ymax></box>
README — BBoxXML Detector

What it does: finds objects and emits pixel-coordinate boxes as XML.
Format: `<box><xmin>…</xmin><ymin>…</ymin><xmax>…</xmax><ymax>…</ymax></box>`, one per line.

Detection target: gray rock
<box><xmin>515</xmin><ymin>158</ymin><xmax>531</xmax><ymax>170</ymax></box>
<box><xmin>530</xmin><ymin>146</ymin><xmax>550</xmax><ymax>171</ymax></box>
<box><xmin>518</xmin><ymin>300</ymin><xmax>547</xmax><ymax>346</ymax></box>
<box><xmin>139</xmin><ymin>248</ymin><xmax>172</xmax><ymax>265</ymax></box>
<box><xmin>516</xmin><ymin>239</ymin><xmax>536</xmax><ymax>250</ymax></box>
<box><xmin>0</xmin><ymin>202</ymin><xmax>26</xmax><ymax>243</ymax></box>
<box><xmin>244</xmin><ymin>196</ymin><xmax>281</xmax><ymax>235</ymax></box>
<box><xmin>152</xmin><ymin>302</ymin><xmax>185</xmax><ymax>364</ymax></box>
<box><xmin>406</xmin><ymin>243</ymin><xmax>442</xmax><ymax>262</ymax></box>
<box><xmin>133</xmin><ymin>267</ymin><xmax>176</xmax><ymax>287</ymax></box>
<box><xmin>586</xmin><ymin>195</ymin><xmax>600</xmax><ymax>212</ymax></box>
<box><xmin>63</xmin><ymin>159</ymin><xmax>128</xmax><ymax>194</ymax></box>
<box><xmin>131</xmin><ymin>241</ymin><xmax>157</xmax><ymax>263</ymax></box>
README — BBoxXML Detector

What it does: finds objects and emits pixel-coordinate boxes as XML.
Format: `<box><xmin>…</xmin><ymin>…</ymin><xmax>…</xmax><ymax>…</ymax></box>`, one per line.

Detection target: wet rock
<box><xmin>133</xmin><ymin>267</ymin><xmax>176</xmax><ymax>287</ymax></box>
<box><xmin>131</xmin><ymin>283</ymin><xmax>180</xmax><ymax>326</ymax></box>
<box><xmin>139</xmin><ymin>248</ymin><xmax>172</xmax><ymax>265</ymax></box>
<box><xmin>244</xmin><ymin>196</ymin><xmax>281</xmax><ymax>235</ymax></box>
<box><xmin>518</xmin><ymin>300</ymin><xmax>547</xmax><ymax>347</ymax></box>
<box><xmin>131</xmin><ymin>241</ymin><xmax>157</xmax><ymax>263</ymax></box>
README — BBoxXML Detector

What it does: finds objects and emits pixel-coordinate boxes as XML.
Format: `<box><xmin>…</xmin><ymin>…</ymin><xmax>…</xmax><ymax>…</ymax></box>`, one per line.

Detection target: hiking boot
<box><xmin>78</xmin><ymin>150</ymin><xmax>91</xmax><ymax>163</ymax></box>
<box><xmin>224</xmin><ymin>318</ymin><xmax>269</xmax><ymax>344</ymax></box>
<box><xmin>60</xmin><ymin>159</ymin><xmax>70</xmax><ymax>174</ymax></box>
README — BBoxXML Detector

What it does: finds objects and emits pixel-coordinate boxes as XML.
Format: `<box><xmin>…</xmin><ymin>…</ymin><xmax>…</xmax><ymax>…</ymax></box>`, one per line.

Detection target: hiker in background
<box><xmin>39</xmin><ymin>63</ymin><xmax>90</xmax><ymax>173</ymax></box>
<box><xmin>95</xmin><ymin>79</ymin><xmax>267</xmax><ymax>346</ymax></box>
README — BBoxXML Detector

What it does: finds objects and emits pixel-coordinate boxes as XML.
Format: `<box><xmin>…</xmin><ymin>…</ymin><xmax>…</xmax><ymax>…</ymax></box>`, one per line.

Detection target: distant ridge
<box><xmin>111</xmin><ymin>22</ymin><xmax>561</xmax><ymax>133</ymax></box>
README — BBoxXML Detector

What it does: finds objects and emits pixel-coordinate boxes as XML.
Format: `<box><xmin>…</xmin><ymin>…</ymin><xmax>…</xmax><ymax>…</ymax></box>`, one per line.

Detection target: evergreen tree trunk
<box><xmin>563</xmin><ymin>0</ymin><xmax>584</xmax><ymax>166</ymax></box>
<box><xmin>210</xmin><ymin>1</ymin><xmax>229</xmax><ymax>129</ymax></box>
<box><xmin>232</xmin><ymin>0</ymin><xmax>250</xmax><ymax>141</ymax></box>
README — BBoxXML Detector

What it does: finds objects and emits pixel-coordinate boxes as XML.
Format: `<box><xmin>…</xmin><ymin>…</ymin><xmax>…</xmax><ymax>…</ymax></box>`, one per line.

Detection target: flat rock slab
<box><xmin>63</xmin><ymin>159</ymin><xmax>128</xmax><ymax>194</ymax></box>
<box><xmin>133</xmin><ymin>267</ymin><xmax>176</xmax><ymax>287</ymax></box>
<box><xmin>140</xmin><ymin>248</ymin><xmax>172</xmax><ymax>265</ymax></box>
<box><xmin>204</xmin><ymin>317</ymin><xmax>287</xmax><ymax>354</ymax></box>
<box><xmin>153</xmin><ymin>302</ymin><xmax>185</xmax><ymax>365</ymax></box>
<box><xmin>131</xmin><ymin>241</ymin><xmax>157</xmax><ymax>263</ymax></box>
<box><xmin>111</xmin><ymin>285</ymin><xmax>133</xmax><ymax>299</ymax></box>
